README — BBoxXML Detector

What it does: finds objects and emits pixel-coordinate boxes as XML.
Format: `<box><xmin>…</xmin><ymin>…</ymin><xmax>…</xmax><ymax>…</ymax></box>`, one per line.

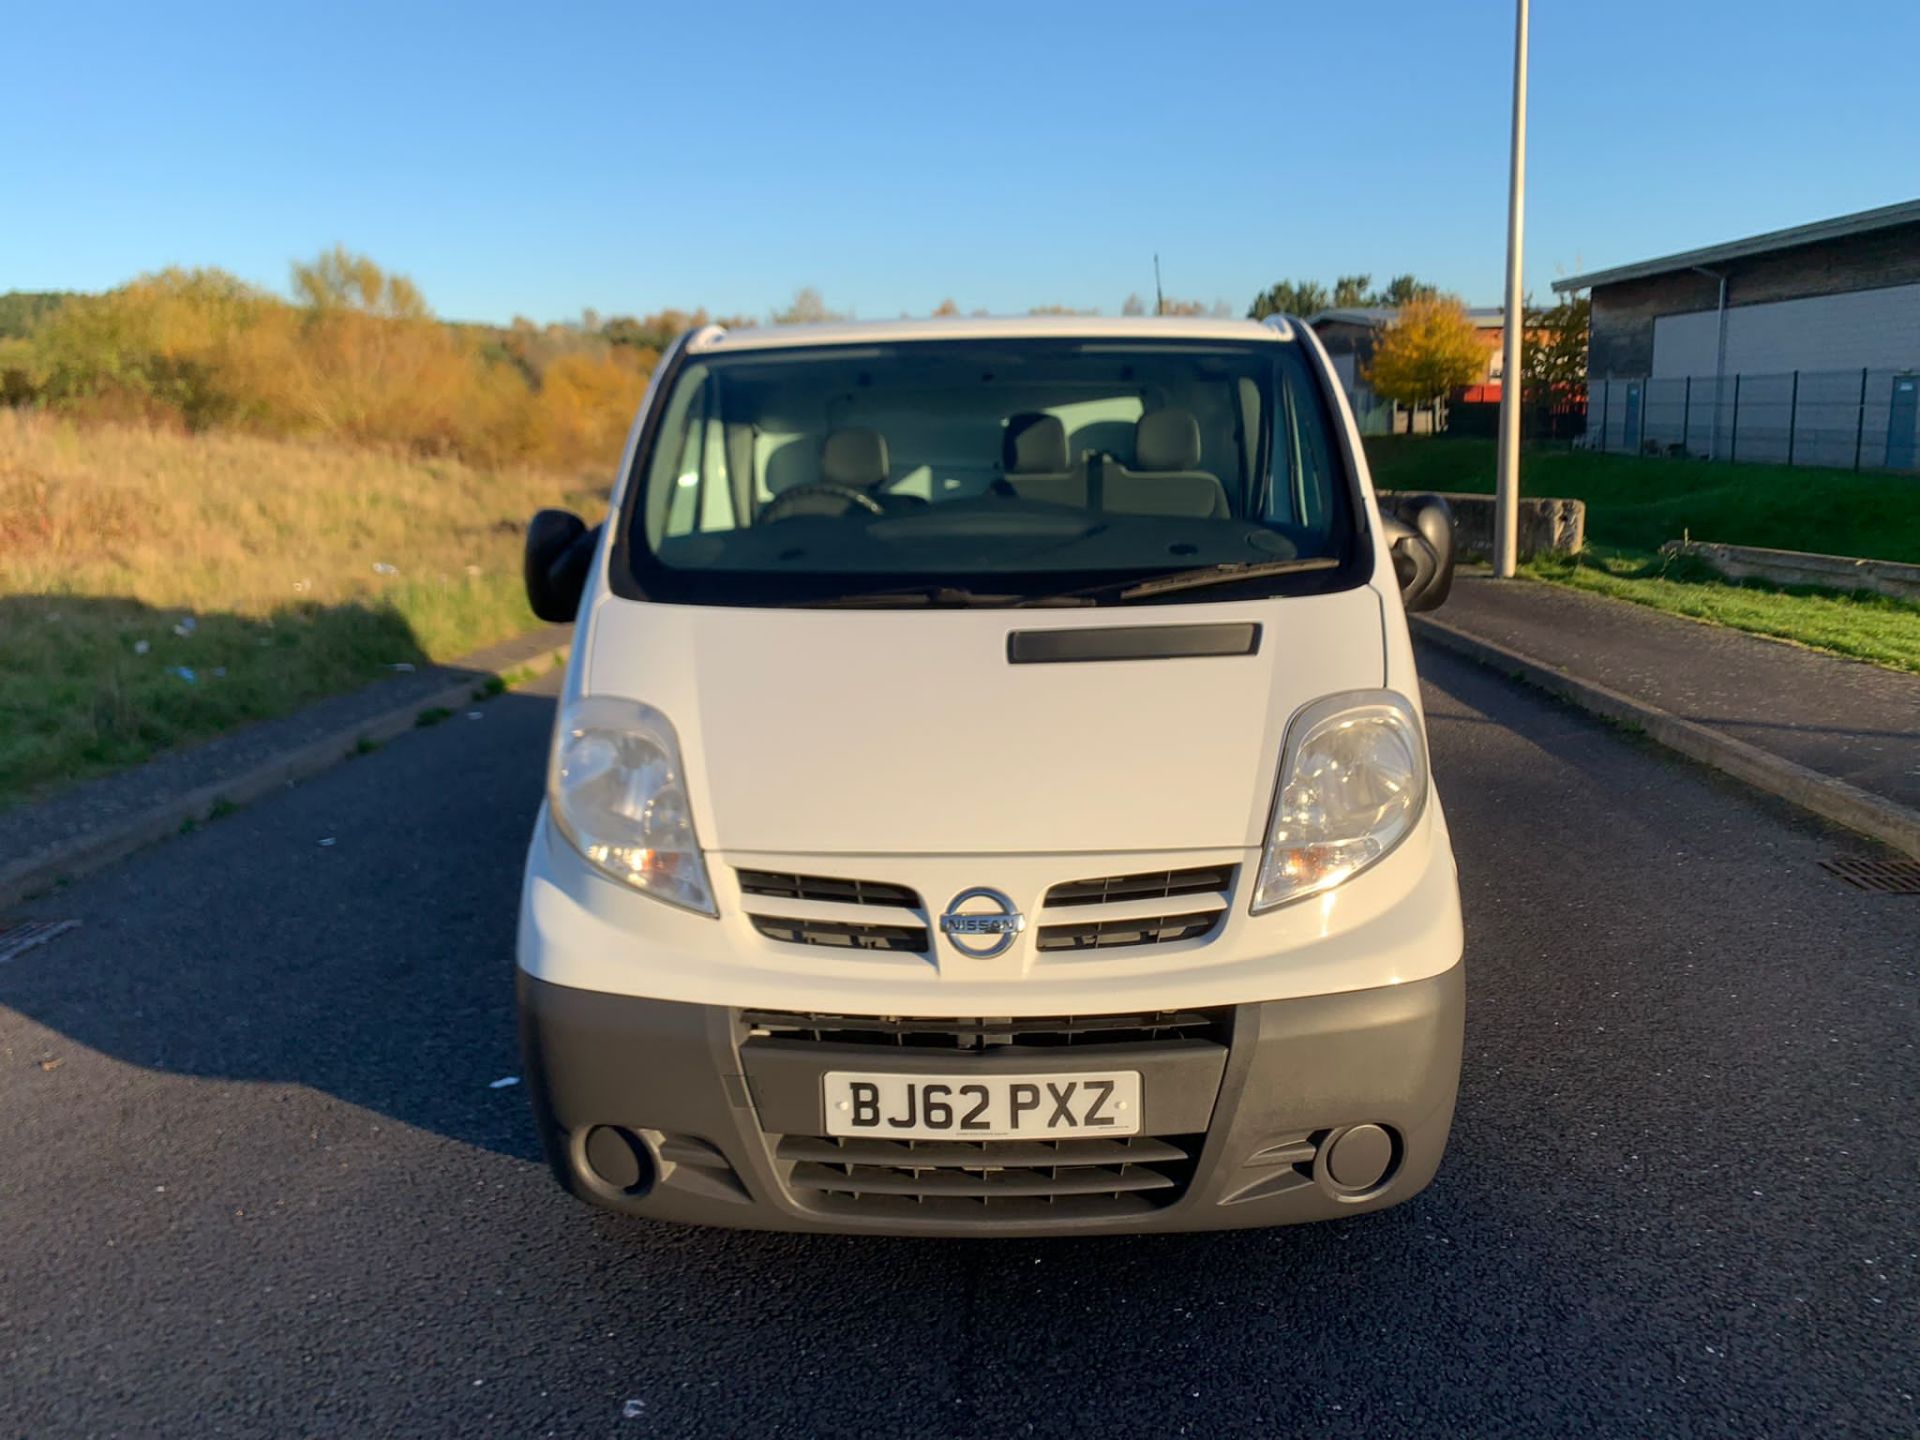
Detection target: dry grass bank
<box><xmin>0</xmin><ymin>411</ymin><xmax>604</xmax><ymax>805</ymax></box>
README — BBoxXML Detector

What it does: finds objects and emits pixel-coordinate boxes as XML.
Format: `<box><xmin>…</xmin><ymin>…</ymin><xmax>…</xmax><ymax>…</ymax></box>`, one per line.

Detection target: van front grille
<box><xmin>777</xmin><ymin>1133</ymin><xmax>1203</xmax><ymax>1217</ymax></box>
<box><xmin>1042</xmin><ymin>865</ymin><xmax>1235</xmax><ymax>907</ymax></box>
<box><xmin>1035</xmin><ymin>865</ymin><xmax>1235</xmax><ymax>952</ymax></box>
<box><xmin>739</xmin><ymin>869</ymin><xmax>928</xmax><ymax>953</ymax></box>
<box><xmin>741</xmin><ymin>1008</ymin><xmax>1230</xmax><ymax>1050</ymax></box>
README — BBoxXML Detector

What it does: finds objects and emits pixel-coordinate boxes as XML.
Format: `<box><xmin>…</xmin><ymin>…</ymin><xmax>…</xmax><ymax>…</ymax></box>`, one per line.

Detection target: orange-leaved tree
<box><xmin>1364</xmin><ymin>298</ymin><xmax>1486</xmax><ymax>430</ymax></box>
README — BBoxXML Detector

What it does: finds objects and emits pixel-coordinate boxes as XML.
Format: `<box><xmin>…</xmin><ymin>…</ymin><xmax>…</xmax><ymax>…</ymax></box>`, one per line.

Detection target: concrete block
<box><xmin>1377</xmin><ymin>490</ymin><xmax>1585</xmax><ymax>562</ymax></box>
<box><xmin>1663</xmin><ymin>540</ymin><xmax>1920</xmax><ymax>601</ymax></box>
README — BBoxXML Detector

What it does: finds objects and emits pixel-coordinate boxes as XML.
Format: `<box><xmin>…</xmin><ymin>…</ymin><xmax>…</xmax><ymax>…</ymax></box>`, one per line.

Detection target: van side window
<box><xmin>654</xmin><ymin>368</ymin><xmax>740</xmax><ymax>540</ymax></box>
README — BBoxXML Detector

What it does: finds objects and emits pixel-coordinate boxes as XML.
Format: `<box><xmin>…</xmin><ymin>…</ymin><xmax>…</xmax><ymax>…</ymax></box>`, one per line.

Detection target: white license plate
<box><xmin>822</xmin><ymin>1071</ymin><xmax>1141</xmax><ymax>1140</ymax></box>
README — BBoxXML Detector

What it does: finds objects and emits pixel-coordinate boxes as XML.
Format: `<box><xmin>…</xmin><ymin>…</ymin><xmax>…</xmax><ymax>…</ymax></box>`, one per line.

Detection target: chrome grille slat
<box><xmin>749</xmin><ymin>916</ymin><xmax>929</xmax><ymax>952</ymax></box>
<box><xmin>1035</xmin><ymin>911</ymin><xmax>1222</xmax><ymax>952</ymax></box>
<box><xmin>736</xmin><ymin>869</ymin><xmax>921</xmax><ymax>908</ymax></box>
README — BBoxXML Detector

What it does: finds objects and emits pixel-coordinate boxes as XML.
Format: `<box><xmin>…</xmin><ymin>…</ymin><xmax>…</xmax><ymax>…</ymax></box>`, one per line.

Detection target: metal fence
<box><xmin>1586</xmin><ymin>369</ymin><xmax>1920</xmax><ymax>472</ymax></box>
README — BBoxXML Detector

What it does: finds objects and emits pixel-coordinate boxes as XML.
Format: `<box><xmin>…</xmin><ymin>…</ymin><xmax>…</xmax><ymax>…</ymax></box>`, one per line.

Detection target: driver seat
<box><xmin>820</xmin><ymin>427</ymin><xmax>890</xmax><ymax>489</ymax></box>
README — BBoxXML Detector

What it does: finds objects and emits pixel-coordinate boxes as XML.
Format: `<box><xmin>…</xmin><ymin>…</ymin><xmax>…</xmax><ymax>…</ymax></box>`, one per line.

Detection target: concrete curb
<box><xmin>0</xmin><ymin>632</ymin><xmax>571</xmax><ymax>910</ymax></box>
<box><xmin>1412</xmin><ymin>615</ymin><xmax>1920</xmax><ymax>862</ymax></box>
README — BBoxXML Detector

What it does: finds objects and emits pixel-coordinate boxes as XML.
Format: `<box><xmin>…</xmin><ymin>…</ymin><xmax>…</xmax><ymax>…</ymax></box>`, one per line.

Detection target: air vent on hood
<box><xmin>1007</xmin><ymin>622</ymin><xmax>1261</xmax><ymax>665</ymax></box>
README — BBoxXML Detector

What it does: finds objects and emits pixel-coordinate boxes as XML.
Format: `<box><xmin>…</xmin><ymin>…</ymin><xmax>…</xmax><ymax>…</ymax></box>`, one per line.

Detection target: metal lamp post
<box><xmin>1493</xmin><ymin>0</ymin><xmax>1529</xmax><ymax>578</ymax></box>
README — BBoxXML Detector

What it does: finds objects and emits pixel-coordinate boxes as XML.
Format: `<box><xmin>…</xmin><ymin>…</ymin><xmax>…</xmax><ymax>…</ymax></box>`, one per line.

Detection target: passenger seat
<box><xmin>1106</xmin><ymin>410</ymin><xmax>1231</xmax><ymax>518</ymax></box>
<box><xmin>998</xmin><ymin>413</ymin><xmax>1085</xmax><ymax>508</ymax></box>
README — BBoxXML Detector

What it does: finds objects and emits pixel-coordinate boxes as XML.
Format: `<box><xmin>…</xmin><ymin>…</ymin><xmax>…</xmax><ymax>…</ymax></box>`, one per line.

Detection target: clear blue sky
<box><xmin>5</xmin><ymin>0</ymin><xmax>1913</xmax><ymax>325</ymax></box>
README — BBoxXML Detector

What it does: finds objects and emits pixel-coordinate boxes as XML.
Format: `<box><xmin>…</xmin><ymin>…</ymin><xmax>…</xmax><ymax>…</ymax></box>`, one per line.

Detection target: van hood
<box><xmin>582</xmin><ymin>590</ymin><xmax>1386</xmax><ymax>856</ymax></box>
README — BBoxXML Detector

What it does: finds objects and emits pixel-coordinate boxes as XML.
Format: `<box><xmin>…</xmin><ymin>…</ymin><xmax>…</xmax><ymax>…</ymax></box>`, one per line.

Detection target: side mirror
<box><xmin>1381</xmin><ymin>494</ymin><xmax>1455</xmax><ymax>613</ymax></box>
<box><xmin>524</xmin><ymin>510</ymin><xmax>600</xmax><ymax>623</ymax></box>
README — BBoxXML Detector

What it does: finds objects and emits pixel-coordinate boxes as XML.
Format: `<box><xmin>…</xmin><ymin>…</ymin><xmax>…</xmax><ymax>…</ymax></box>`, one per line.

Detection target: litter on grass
<box><xmin>168</xmin><ymin>666</ymin><xmax>197</xmax><ymax>684</ymax></box>
<box><xmin>372</xmin><ymin>562</ymin><xmax>398</xmax><ymax>575</ymax></box>
<box><xmin>391</xmin><ymin>662</ymin><xmax>416</xmax><ymax>672</ymax></box>
<box><xmin>132</xmin><ymin>639</ymin><xmax>151</xmax><ymax>655</ymax></box>
<box><xmin>489</xmin><ymin>1077</ymin><xmax>520</xmax><ymax>1089</ymax></box>
<box><xmin>173</xmin><ymin>616</ymin><xmax>197</xmax><ymax>637</ymax></box>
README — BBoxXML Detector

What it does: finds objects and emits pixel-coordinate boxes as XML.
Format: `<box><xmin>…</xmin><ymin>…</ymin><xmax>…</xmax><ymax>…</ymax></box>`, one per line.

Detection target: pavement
<box><xmin>2</xmin><ymin>649</ymin><xmax>1918</xmax><ymax>1438</ymax></box>
<box><xmin>1435</xmin><ymin>573</ymin><xmax>1920</xmax><ymax>816</ymax></box>
<box><xmin>0</xmin><ymin>624</ymin><xmax>571</xmax><ymax>908</ymax></box>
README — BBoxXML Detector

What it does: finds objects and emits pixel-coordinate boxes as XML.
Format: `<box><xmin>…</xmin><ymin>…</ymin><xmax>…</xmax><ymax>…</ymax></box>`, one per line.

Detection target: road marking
<box><xmin>0</xmin><ymin>918</ymin><xmax>81</xmax><ymax>964</ymax></box>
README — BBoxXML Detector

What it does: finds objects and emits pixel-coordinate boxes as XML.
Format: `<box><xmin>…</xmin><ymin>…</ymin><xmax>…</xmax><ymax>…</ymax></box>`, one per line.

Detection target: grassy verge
<box><xmin>0</xmin><ymin>411</ymin><xmax>603</xmax><ymax>807</ymax></box>
<box><xmin>1363</xmin><ymin>436</ymin><xmax>1920</xmax><ymax>562</ymax></box>
<box><xmin>1521</xmin><ymin>550</ymin><xmax>1920</xmax><ymax>674</ymax></box>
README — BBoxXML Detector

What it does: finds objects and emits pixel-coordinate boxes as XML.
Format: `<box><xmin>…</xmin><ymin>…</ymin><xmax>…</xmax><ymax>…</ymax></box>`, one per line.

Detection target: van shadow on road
<box><xmin>1</xmin><ymin>686</ymin><xmax>557</xmax><ymax>1164</ymax></box>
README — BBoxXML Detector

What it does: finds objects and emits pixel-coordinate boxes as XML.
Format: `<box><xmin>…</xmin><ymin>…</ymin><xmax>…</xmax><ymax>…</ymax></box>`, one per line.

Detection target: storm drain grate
<box><xmin>0</xmin><ymin>918</ymin><xmax>81</xmax><ymax>963</ymax></box>
<box><xmin>1819</xmin><ymin>857</ymin><xmax>1920</xmax><ymax>895</ymax></box>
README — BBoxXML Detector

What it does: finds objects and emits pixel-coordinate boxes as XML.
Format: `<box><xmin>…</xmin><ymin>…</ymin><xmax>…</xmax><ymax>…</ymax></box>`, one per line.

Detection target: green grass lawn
<box><xmin>1363</xmin><ymin>437</ymin><xmax>1920</xmax><ymax>563</ymax></box>
<box><xmin>1363</xmin><ymin>436</ymin><xmax>1920</xmax><ymax>673</ymax></box>
<box><xmin>1521</xmin><ymin>550</ymin><xmax>1920</xmax><ymax>675</ymax></box>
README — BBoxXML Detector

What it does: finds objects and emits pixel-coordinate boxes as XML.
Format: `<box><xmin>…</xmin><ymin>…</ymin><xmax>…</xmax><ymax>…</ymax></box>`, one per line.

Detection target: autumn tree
<box><xmin>931</xmin><ymin>298</ymin><xmax>961</xmax><ymax>317</ymax></box>
<box><xmin>292</xmin><ymin>245</ymin><xmax>428</xmax><ymax>320</ymax></box>
<box><xmin>1365</xmin><ymin>297</ymin><xmax>1486</xmax><ymax>430</ymax></box>
<box><xmin>1521</xmin><ymin>293</ymin><xmax>1590</xmax><ymax>404</ymax></box>
<box><xmin>770</xmin><ymin>286</ymin><xmax>848</xmax><ymax>325</ymax></box>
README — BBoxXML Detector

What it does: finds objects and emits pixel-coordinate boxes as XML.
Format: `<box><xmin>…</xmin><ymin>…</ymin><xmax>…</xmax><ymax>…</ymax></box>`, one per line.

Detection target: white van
<box><xmin>516</xmin><ymin>315</ymin><xmax>1461</xmax><ymax>1235</ymax></box>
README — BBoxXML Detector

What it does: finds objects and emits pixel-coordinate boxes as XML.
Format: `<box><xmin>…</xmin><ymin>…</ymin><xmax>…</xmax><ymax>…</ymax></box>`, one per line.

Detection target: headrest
<box><xmin>819</xmin><ymin>427</ymin><xmax>889</xmax><ymax>488</ymax></box>
<box><xmin>1003</xmin><ymin>413</ymin><xmax>1069</xmax><ymax>474</ymax></box>
<box><xmin>1135</xmin><ymin>409</ymin><xmax>1202</xmax><ymax>471</ymax></box>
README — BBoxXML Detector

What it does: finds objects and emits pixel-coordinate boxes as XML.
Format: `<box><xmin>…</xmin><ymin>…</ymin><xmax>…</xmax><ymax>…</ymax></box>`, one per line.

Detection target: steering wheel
<box><xmin>760</xmin><ymin>483</ymin><xmax>886</xmax><ymax>522</ymax></box>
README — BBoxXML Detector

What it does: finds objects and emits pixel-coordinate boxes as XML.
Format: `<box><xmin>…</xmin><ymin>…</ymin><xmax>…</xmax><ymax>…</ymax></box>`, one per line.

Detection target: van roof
<box><xmin>685</xmin><ymin>313</ymin><xmax>1295</xmax><ymax>354</ymax></box>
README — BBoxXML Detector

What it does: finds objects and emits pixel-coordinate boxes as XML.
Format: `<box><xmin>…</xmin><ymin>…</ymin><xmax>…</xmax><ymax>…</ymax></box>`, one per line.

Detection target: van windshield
<box><xmin>621</xmin><ymin>337</ymin><xmax>1359</xmax><ymax>607</ymax></box>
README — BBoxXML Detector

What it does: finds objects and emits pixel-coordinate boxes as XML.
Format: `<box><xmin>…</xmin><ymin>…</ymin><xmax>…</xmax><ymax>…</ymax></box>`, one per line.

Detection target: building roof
<box><xmin>1551</xmin><ymin>198</ymin><xmax>1920</xmax><ymax>293</ymax></box>
<box><xmin>1307</xmin><ymin>306</ymin><xmax>1504</xmax><ymax>330</ymax></box>
<box><xmin>688</xmin><ymin>313</ymin><xmax>1294</xmax><ymax>355</ymax></box>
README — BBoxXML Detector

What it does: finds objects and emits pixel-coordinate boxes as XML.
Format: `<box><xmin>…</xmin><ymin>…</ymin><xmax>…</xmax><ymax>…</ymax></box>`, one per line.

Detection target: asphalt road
<box><xmin>2</xmin><ymin>648</ymin><xmax>1916</xmax><ymax>1439</ymax></box>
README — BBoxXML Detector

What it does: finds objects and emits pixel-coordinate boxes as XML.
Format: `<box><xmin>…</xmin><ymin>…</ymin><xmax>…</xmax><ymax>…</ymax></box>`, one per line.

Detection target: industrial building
<box><xmin>1554</xmin><ymin>199</ymin><xmax>1920</xmax><ymax>470</ymax></box>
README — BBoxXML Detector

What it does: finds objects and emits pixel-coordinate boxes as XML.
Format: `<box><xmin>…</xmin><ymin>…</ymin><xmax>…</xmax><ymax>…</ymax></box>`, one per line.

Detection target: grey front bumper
<box><xmin>517</xmin><ymin>962</ymin><xmax>1464</xmax><ymax>1237</ymax></box>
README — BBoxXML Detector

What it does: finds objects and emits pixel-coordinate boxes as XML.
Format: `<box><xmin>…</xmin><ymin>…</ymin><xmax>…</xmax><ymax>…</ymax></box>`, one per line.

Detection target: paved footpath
<box><xmin>1433</xmin><ymin>574</ymin><xmax>1920</xmax><ymax>817</ymax></box>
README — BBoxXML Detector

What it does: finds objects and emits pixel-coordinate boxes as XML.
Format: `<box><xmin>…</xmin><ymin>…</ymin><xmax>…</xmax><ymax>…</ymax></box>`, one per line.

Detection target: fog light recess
<box><xmin>580</xmin><ymin>1125</ymin><xmax>656</xmax><ymax>1196</ymax></box>
<box><xmin>1315</xmin><ymin>1123</ymin><xmax>1399</xmax><ymax>1198</ymax></box>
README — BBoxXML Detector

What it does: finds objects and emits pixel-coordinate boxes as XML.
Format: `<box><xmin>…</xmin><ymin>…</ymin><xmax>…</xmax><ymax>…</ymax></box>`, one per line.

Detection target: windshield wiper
<box><xmin>798</xmin><ymin>585</ymin><xmax>1090</xmax><ymax>609</ymax></box>
<box><xmin>1016</xmin><ymin>555</ymin><xmax>1342</xmax><ymax>606</ymax></box>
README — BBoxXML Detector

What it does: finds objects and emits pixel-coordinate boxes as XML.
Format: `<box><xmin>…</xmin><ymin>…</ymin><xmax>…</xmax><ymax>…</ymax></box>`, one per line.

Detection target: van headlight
<box><xmin>1251</xmin><ymin>690</ymin><xmax>1428</xmax><ymax>912</ymax></box>
<box><xmin>548</xmin><ymin>696</ymin><xmax>716</xmax><ymax>916</ymax></box>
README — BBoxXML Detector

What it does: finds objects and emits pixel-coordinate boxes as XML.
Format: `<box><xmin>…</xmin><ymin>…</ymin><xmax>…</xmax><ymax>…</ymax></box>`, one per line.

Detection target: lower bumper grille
<box><xmin>777</xmin><ymin>1133</ymin><xmax>1203</xmax><ymax>1218</ymax></box>
<box><xmin>742</xmin><ymin>1008</ymin><xmax>1231</xmax><ymax>1050</ymax></box>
